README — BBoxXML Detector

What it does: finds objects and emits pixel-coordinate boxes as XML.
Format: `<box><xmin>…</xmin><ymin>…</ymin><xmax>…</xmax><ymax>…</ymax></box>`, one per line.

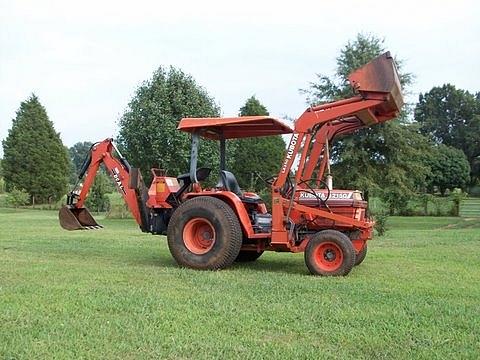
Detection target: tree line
<box><xmin>1</xmin><ymin>33</ymin><xmax>478</xmax><ymax>213</ymax></box>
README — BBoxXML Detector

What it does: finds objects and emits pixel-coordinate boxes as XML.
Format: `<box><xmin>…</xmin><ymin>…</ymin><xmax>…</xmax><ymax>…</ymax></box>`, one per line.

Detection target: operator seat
<box><xmin>218</xmin><ymin>170</ymin><xmax>263</xmax><ymax>204</ymax></box>
<box><xmin>220</xmin><ymin>170</ymin><xmax>242</xmax><ymax>196</ymax></box>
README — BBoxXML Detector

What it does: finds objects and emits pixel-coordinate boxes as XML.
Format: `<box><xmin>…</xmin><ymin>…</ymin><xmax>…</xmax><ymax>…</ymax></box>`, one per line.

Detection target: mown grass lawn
<box><xmin>1</xmin><ymin>209</ymin><xmax>479</xmax><ymax>359</ymax></box>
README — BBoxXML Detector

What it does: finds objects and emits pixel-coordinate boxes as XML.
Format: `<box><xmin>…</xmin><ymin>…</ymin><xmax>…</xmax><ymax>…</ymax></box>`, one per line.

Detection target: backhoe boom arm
<box><xmin>62</xmin><ymin>139</ymin><xmax>148</xmax><ymax>231</ymax></box>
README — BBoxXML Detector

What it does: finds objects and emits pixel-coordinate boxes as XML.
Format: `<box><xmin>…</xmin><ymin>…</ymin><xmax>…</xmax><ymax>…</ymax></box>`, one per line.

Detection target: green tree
<box><xmin>85</xmin><ymin>171</ymin><xmax>111</xmax><ymax>212</ymax></box>
<box><xmin>423</xmin><ymin>144</ymin><xmax>470</xmax><ymax>194</ymax></box>
<box><xmin>69</xmin><ymin>141</ymin><xmax>93</xmax><ymax>175</ymax></box>
<box><xmin>303</xmin><ymin>33</ymin><xmax>413</xmax><ymax>104</ymax></box>
<box><xmin>0</xmin><ymin>159</ymin><xmax>4</xmax><ymax>194</ymax></box>
<box><xmin>302</xmin><ymin>33</ymin><xmax>430</xmax><ymax>213</ymax></box>
<box><xmin>230</xmin><ymin>96</ymin><xmax>285</xmax><ymax>191</ymax></box>
<box><xmin>415</xmin><ymin>84</ymin><xmax>480</xmax><ymax>184</ymax></box>
<box><xmin>239</xmin><ymin>96</ymin><xmax>269</xmax><ymax>117</ymax></box>
<box><xmin>5</xmin><ymin>187</ymin><xmax>30</xmax><ymax>208</ymax></box>
<box><xmin>2</xmin><ymin>94</ymin><xmax>70</xmax><ymax>204</ymax></box>
<box><xmin>118</xmin><ymin>66</ymin><xmax>220</xmax><ymax>182</ymax></box>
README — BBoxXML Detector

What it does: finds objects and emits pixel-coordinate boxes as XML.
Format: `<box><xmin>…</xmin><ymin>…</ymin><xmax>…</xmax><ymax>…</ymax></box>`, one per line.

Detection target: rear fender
<box><xmin>184</xmin><ymin>191</ymin><xmax>255</xmax><ymax>237</ymax></box>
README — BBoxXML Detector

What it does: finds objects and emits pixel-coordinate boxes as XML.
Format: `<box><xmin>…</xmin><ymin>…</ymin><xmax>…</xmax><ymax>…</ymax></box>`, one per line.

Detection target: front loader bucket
<box><xmin>348</xmin><ymin>52</ymin><xmax>404</xmax><ymax>118</ymax></box>
<box><xmin>59</xmin><ymin>205</ymin><xmax>103</xmax><ymax>230</ymax></box>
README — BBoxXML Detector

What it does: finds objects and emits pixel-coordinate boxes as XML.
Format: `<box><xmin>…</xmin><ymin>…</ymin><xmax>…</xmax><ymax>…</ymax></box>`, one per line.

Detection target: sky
<box><xmin>1</xmin><ymin>0</ymin><xmax>479</xmax><ymax>156</ymax></box>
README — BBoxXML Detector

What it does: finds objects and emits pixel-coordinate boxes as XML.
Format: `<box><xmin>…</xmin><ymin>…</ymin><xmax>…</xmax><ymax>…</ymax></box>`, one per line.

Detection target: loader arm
<box><xmin>270</xmin><ymin>52</ymin><xmax>404</xmax><ymax>245</ymax></box>
<box><xmin>60</xmin><ymin>138</ymin><xmax>149</xmax><ymax>231</ymax></box>
<box><xmin>275</xmin><ymin>52</ymin><xmax>403</xmax><ymax>189</ymax></box>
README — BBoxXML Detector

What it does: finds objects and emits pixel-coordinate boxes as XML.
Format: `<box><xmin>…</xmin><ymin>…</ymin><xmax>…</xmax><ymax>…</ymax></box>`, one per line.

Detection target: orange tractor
<box><xmin>59</xmin><ymin>52</ymin><xmax>403</xmax><ymax>276</ymax></box>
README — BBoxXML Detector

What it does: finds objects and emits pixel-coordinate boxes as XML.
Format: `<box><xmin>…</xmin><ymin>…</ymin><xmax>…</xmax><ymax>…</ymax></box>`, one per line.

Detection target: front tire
<box><xmin>354</xmin><ymin>244</ymin><xmax>368</xmax><ymax>266</ymax></box>
<box><xmin>167</xmin><ymin>196</ymin><xmax>242</xmax><ymax>270</ymax></box>
<box><xmin>304</xmin><ymin>230</ymin><xmax>355</xmax><ymax>276</ymax></box>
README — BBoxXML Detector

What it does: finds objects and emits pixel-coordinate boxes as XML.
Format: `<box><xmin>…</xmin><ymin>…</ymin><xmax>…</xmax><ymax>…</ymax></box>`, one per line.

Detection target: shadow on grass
<box><xmin>130</xmin><ymin>250</ymin><xmax>309</xmax><ymax>276</ymax></box>
<box><xmin>232</xmin><ymin>256</ymin><xmax>308</xmax><ymax>276</ymax></box>
<box><xmin>23</xmin><ymin>234</ymin><xmax>309</xmax><ymax>276</ymax></box>
<box><xmin>134</xmin><ymin>252</ymin><xmax>308</xmax><ymax>275</ymax></box>
<box><xmin>133</xmin><ymin>253</ymin><xmax>178</xmax><ymax>268</ymax></box>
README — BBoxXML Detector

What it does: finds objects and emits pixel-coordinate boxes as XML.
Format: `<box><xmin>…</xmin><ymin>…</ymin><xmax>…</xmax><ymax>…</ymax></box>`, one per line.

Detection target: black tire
<box><xmin>354</xmin><ymin>244</ymin><xmax>367</xmax><ymax>266</ymax></box>
<box><xmin>304</xmin><ymin>230</ymin><xmax>355</xmax><ymax>276</ymax></box>
<box><xmin>235</xmin><ymin>250</ymin><xmax>264</xmax><ymax>262</ymax></box>
<box><xmin>167</xmin><ymin>196</ymin><xmax>242</xmax><ymax>270</ymax></box>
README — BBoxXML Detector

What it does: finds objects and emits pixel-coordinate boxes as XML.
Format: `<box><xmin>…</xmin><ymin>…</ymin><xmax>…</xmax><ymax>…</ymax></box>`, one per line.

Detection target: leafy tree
<box><xmin>332</xmin><ymin>123</ymin><xmax>431</xmax><ymax>214</ymax></box>
<box><xmin>415</xmin><ymin>84</ymin><xmax>480</xmax><ymax>183</ymax></box>
<box><xmin>118</xmin><ymin>66</ymin><xmax>220</xmax><ymax>183</ymax></box>
<box><xmin>85</xmin><ymin>171</ymin><xmax>111</xmax><ymax>212</ymax></box>
<box><xmin>423</xmin><ymin>144</ymin><xmax>470</xmax><ymax>194</ymax></box>
<box><xmin>239</xmin><ymin>96</ymin><xmax>269</xmax><ymax>117</ymax></box>
<box><xmin>302</xmin><ymin>33</ymin><xmax>413</xmax><ymax>104</ymax></box>
<box><xmin>2</xmin><ymin>94</ymin><xmax>70</xmax><ymax>204</ymax></box>
<box><xmin>230</xmin><ymin>96</ymin><xmax>286</xmax><ymax>191</ymax></box>
<box><xmin>5</xmin><ymin>187</ymin><xmax>30</xmax><ymax>208</ymax></box>
<box><xmin>69</xmin><ymin>141</ymin><xmax>93</xmax><ymax>176</ymax></box>
<box><xmin>301</xmin><ymin>33</ymin><xmax>430</xmax><ymax>213</ymax></box>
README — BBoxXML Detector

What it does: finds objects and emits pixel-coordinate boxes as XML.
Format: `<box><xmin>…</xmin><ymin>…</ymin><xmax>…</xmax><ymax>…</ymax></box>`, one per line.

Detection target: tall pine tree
<box><xmin>2</xmin><ymin>94</ymin><xmax>70</xmax><ymax>204</ymax></box>
<box><xmin>230</xmin><ymin>96</ymin><xmax>285</xmax><ymax>191</ymax></box>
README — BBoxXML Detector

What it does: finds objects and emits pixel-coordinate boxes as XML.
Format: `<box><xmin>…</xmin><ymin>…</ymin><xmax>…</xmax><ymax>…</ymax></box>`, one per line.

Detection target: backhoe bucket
<box><xmin>348</xmin><ymin>52</ymin><xmax>404</xmax><ymax>118</ymax></box>
<box><xmin>59</xmin><ymin>205</ymin><xmax>103</xmax><ymax>230</ymax></box>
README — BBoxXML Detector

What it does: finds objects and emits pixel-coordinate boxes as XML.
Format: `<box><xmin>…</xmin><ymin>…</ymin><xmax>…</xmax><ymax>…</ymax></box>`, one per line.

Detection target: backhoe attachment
<box><xmin>58</xmin><ymin>139</ymin><xmax>149</xmax><ymax>232</ymax></box>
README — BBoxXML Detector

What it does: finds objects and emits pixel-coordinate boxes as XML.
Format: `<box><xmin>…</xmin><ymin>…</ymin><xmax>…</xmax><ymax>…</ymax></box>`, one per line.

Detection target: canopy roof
<box><xmin>178</xmin><ymin>116</ymin><xmax>293</xmax><ymax>140</ymax></box>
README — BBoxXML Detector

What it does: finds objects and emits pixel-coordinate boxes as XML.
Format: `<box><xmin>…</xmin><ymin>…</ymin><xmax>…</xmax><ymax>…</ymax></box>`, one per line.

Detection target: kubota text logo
<box><xmin>281</xmin><ymin>133</ymin><xmax>299</xmax><ymax>173</ymax></box>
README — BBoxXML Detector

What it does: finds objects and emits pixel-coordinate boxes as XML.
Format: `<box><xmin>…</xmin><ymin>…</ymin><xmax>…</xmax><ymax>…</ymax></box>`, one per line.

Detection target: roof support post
<box><xmin>189</xmin><ymin>132</ymin><xmax>200</xmax><ymax>183</ymax></box>
<box><xmin>220</xmin><ymin>136</ymin><xmax>226</xmax><ymax>171</ymax></box>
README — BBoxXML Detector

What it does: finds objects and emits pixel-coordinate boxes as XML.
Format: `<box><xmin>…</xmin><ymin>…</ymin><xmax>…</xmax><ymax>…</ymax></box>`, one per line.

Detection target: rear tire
<box><xmin>235</xmin><ymin>250</ymin><xmax>264</xmax><ymax>262</ymax></box>
<box><xmin>354</xmin><ymin>244</ymin><xmax>368</xmax><ymax>266</ymax></box>
<box><xmin>304</xmin><ymin>230</ymin><xmax>355</xmax><ymax>276</ymax></box>
<box><xmin>167</xmin><ymin>196</ymin><xmax>242</xmax><ymax>270</ymax></box>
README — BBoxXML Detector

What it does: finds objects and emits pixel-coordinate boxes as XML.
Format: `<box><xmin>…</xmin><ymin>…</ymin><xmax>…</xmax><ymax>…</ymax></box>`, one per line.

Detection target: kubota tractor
<box><xmin>59</xmin><ymin>52</ymin><xmax>403</xmax><ymax>276</ymax></box>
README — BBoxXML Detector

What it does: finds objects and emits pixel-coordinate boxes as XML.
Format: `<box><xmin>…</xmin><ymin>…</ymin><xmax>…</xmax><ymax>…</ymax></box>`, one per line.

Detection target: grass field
<box><xmin>1</xmin><ymin>209</ymin><xmax>479</xmax><ymax>359</ymax></box>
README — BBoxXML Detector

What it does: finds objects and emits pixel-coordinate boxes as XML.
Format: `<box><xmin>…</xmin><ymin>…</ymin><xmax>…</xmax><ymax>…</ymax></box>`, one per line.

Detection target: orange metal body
<box><xmin>64</xmin><ymin>52</ymin><xmax>403</xmax><ymax>259</ymax></box>
<box><xmin>147</xmin><ymin>171</ymin><xmax>180</xmax><ymax>209</ymax></box>
<box><xmin>72</xmin><ymin>140</ymin><xmax>144</xmax><ymax>226</ymax></box>
<box><xmin>66</xmin><ymin>140</ymin><xmax>180</xmax><ymax>231</ymax></box>
<box><xmin>175</xmin><ymin>52</ymin><xmax>403</xmax><ymax>254</ymax></box>
<box><xmin>177</xmin><ymin>116</ymin><xmax>292</xmax><ymax>139</ymax></box>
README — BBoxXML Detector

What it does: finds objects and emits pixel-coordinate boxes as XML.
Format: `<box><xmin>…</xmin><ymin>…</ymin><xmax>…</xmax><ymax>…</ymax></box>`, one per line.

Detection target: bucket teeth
<box><xmin>84</xmin><ymin>225</ymin><xmax>103</xmax><ymax>230</ymax></box>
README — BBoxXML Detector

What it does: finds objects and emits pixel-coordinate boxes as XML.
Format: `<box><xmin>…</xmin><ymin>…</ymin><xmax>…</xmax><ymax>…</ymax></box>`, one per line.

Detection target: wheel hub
<box><xmin>183</xmin><ymin>218</ymin><xmax>216</xmax><ymax>255</ymax></box>
<box><xmin>324</xmin><ymin>249</ymin><xmax>336</xmax><ymax>261</ymax></box>
<box><xmin>314</xmin><ymin>241</ymin><xmax>343</xmax><ymax>272</ymax></box>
